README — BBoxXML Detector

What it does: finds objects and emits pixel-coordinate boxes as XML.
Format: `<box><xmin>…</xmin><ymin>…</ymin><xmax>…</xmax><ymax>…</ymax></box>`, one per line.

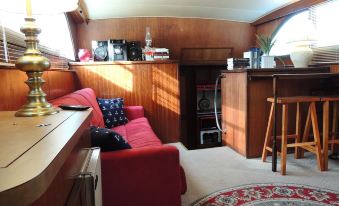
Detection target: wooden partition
<box><xmin>0</xmin><ymin>67</ymin><xmax>79</xmax><ymax>111</ymax></box>
<box><xmin>70</xmin><ymin>61</ymin><xmax>180</xmax><ymax>143</ymax></box>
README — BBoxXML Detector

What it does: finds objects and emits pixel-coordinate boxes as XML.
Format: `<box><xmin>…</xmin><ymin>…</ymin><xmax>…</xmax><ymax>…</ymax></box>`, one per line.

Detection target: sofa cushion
<box><xmin>50</xmin><ymin>88</ymin><xmax>105</xmax><ymax>128</ymax></box>
<box><xmin>97</xmin><ymin>97</ymin><xmax>129</xmax><ymax>128</ymax></box>
<box><xmin>90</xmin><ymin>126</ymin><xmax>131</xmax><ymax>152</ymax></box>
<box><xmin>112</xmin><ymin>117</ymin><xmax>162</xmax><ymax>148</ymax></box>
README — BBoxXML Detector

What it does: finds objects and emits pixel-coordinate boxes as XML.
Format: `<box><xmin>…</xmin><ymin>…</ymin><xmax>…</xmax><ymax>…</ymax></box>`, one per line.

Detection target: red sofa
<box><xmin>50</xmin><ymin>88</ymin><xmax>187</xmax><ymax>206</ymax></box>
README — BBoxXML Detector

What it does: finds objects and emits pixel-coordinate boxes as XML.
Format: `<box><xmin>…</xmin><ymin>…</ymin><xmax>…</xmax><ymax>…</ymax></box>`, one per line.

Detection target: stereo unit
<box><xmin>109</xmin><ymin>39</ymin><xmax>127</xmax><ymax>61</ymax></box>
<box><xmin>127</xmin><ymin>41</ymin><xmax>142</xmax><ymax>61</ymax></box>
<box><xmin>92</xmin><ymin>40</ymin><xmax>109</xmax><ymax>61</ymax></box>
<box><xmin>200</xmin><ymin>129</ymin><xmax>221</xmax><ymax>145</ymax></box>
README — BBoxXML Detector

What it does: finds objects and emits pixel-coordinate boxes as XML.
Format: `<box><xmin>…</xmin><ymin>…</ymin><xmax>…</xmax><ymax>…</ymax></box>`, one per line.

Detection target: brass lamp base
<box><xmin>15</xmin><ymin>105</ymin><xmax>59</xmax><ymax>117</ymax></box>
<box><xmin>15</xmin><ymin>17</ymin><xmax>59</xmax><ymax>117</ymax></box>
<box><xmin>15</xmin><ymin>71</ymin><xmax>59</xmax><ymax>117</ymax></box>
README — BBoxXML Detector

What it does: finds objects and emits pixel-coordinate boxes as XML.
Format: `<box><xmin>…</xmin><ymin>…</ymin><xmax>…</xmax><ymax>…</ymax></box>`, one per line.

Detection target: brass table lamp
<box><xmin>1</xmin><ymin>0</ymin><xmax>78</xmax><ymax>116</ymax></box>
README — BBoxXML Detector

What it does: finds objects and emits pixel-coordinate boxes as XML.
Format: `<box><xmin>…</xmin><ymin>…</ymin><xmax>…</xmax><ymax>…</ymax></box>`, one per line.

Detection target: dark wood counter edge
<box><xmin>69</xmin><ymin>60</ymin><xmax>178</xmax><ymax>66</ymax></box>
<box><xmin>250</xmin><ymin>72</ymin><xmax>339</xmax><ymax>80</ymax></box>
<box><xmin>0</xmin><ymin>110</ymin><xmax>92</xmax><ymax>205</ymax></box>
<box><xmin>221</xmin><ymin>67</ymin><xmax>330</xmax><ymax>73</ymax></box>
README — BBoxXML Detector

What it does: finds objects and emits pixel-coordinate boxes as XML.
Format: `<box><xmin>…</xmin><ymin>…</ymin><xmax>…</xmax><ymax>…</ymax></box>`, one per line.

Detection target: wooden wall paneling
<box><xmin>221</xmin><ymin>72</ymin><xmax>247</xmax><ymax>156</ymax></box>
<box><xmin>76</xmin><ymin>17</ymin><xmax>255</xmax><ymax>59</ymax></box>
<box><xmin>46</xmin><ymin>71</ymin><xmax>80</xmax><ymax>100</ymax></box>
<box><xmin>330</xmin><ymin>64</ymin><xmax>339</xmax><ymax>73</ymax></box>
<box><xmin>72</xmin><ymin>62</ymin><xmax>180</xmax><ymax>143</ymax></box>
<box><xmin>0</xmin><ymin>69</ymin><xmax>79</xmax><ymax>111</ymax></box>
<box><xmin>0</xmin><ymin>69</ymin><xmax>28</xmax><ymax>111</ymax></box>
<box><xmin>151</xmin><ymin>63</ymin><xmax>180</xmax><ymax>142</ymax></box>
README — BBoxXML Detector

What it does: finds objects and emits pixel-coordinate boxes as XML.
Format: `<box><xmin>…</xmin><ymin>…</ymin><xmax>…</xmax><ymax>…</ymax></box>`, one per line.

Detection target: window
<box><xmin>270</xmin><ymin>0</ymin><xmax>339</xmax><ymax>63</ymax></box>
<box><xmin>0</xmin><ymin>10</ymin><xmax>75</xmax><ymax>68</ymax></box>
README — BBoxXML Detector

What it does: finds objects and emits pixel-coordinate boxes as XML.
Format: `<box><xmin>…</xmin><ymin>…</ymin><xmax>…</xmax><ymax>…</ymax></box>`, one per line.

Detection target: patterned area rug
<box><xmin>192</xmin><ymin>183</ymin><xmax>339</xmax><ymax>206</ymax></box>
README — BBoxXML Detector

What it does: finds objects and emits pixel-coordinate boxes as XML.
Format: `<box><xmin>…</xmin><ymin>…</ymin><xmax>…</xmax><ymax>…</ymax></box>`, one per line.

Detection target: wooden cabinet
<box><xmin>0</xmin><ymin>109</ymin><xmax>93</xmax><ymax>205</ymax></box>
<box><xmin>221</xmin><ymin>68</ymin><xmax>331</xmax><ymax>158</ymax></box>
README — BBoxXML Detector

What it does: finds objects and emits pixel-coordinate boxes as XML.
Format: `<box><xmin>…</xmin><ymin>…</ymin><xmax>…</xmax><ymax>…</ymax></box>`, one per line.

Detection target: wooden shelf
<box><xmin>69</xmin><ymin>60</ymin><xmax>178</xmax><ymax>66</ymax></box>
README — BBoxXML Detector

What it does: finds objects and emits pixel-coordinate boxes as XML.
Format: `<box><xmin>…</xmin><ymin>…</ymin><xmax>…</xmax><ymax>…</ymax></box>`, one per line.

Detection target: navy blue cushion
<box><xmin>97</xmin><ymin>97</ymin><xmax>129</xmax><ymax>128</ymax></box>
<box><xmin>90</xmin><ymin>126</ymin><xmax>131</xmax><ymax>152</ymax></box>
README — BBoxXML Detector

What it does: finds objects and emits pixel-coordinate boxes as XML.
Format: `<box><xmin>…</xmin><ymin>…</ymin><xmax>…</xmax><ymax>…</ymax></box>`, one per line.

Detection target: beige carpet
<box><xmin>167</xmin><ymin>143</ymin><xmax>339</xmax><ymax>206</ymax></box>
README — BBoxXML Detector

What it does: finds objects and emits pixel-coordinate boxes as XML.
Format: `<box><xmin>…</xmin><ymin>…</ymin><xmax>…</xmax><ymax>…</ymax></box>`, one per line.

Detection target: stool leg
<box><xmin>281</xmin><ymin>104</ymin><xmax>288</xmax><ymax>175</ymax></box>
<box><xmin>262</xmin><ymin>103</ymin><xmax>274</xmax><ymax>162</ymax></box>
<box><xmin>323</xmin><ymin>101</ymin><xmax>329</xmax><ymax>171</ymax></box>
<box><xmin>295</xmin><ymin>102</ymin><xmax>301</xmax><ymax>159</ymax></box>
<box><xmin>301</xmin><ymin>106</ymin><xmax>312</xmax><ymax>158</ymax></box>
<box><xmin>331</xmin><ymin>102</ymin><xmax>338</xmax><ymax>153</ymax></box>
<box><xmin>310</xmin><ymin>102</ymin><xmax>324</xmax><ymax>171</ymax></box>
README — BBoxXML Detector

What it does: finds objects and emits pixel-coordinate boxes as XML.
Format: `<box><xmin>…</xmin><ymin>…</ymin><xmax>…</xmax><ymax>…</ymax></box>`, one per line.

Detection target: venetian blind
<box><xmin>0</xmin><ymin>27</ymin><xmax>69</xmax><ymax>69</ymax></box>
<box><xmin>310</xmin><ymin>0</ymin><xmax>339</xmax><ymax>64</ymax></box>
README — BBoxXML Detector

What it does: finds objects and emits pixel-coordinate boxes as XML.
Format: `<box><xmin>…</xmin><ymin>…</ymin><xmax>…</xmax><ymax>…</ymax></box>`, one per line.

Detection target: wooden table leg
<box><xmin>295</xmin><ymin>102</ymin><xmax>301</xmax><ymax>159</ymax></box>
<box><xmin>331</xmin><ymin>102</ymin><xmax>337</xmax><ymax>153</ymax></box>
<box><xmin>262</xmin><ymin>103</ymin><xmax>274</xmax><ymax>162</ymax></box>
<box><xmin>311</xmin><ymin>102</ymin><xmax>324</xmax><ymax>171</ymax></box>
<box><xmin>323</xmin><ymin>101</ymin><xmax>329</xmax><ymax>171</ymax></box>
<box><xmin>272</xmin><ymin>77</ymin><xmax>278</xmax><ymax>172</ymax></box>
<box><xmin>281</xmin><ymin>104</ymin><xmax>288</xmax><ymax>175</ymax></box>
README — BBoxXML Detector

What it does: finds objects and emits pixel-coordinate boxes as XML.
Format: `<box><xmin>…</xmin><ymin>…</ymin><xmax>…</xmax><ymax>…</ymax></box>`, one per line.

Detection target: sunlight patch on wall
<box><xmin>152</xmin><ymin>68</ymin><xmax>178</xmax><ymax>94</ymax></box>
<box><xmin>154</xmin><ymin>87</ymin><xmax>179</xmax><ymax>114</ymax></box>
<box><xmin>152</xmin><ymin>67</ymin><xmax>179</xmax><ymax>114</ymax></box>
<box><xmin>86</xmin><ymin>66</ymin><xmax>133</xmax><ymax>92</ymax></box>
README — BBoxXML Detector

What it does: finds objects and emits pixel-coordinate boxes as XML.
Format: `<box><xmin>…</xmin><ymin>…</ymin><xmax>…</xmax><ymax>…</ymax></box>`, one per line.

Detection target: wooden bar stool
<box><xmin>321</xmin><ymin>96</ymin><xmax>339</xmax><ymax>171</ymax></box>
<box><xmin>262</xmin><ymin>96</ymin><xmax>323</xmax><ymax>175</ymax></box>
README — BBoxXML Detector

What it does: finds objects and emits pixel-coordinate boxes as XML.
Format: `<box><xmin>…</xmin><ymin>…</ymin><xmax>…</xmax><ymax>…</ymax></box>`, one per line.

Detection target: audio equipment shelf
<box><xmin>69</xmin><ymin>60</ymin><xmax>178</xmax><ymax>66</ymax></box>
<box><xmin>180</xmin><ymin>64</ymin><xmax>224</xmax><ymax>149</ymax></box>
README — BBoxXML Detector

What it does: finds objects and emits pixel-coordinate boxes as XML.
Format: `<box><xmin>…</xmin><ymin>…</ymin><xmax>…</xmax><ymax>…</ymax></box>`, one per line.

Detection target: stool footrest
<box><xmin>287</xmin><ymin>142</ymin><xmax>316</xmax><ymax>148</ymax></box>
<box><xmin>265</xmin><ymin>147</ymin><xmax>281</xmax><ymax>156</ymax></box>
<box><xmin>300</xmin><ymin>145</ymin><xmax>316</xmax><ymax>153</ymax></box>
<box><xmin>271</xmin><ymin>134</ymin><xmax>298</xmax><ymax>139</ymax></box>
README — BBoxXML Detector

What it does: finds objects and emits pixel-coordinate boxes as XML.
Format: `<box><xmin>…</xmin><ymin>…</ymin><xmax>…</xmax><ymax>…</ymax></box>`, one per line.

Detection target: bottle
<box><xmin>145</xmin><ymin>26</ymin><xmax>152</xmax><ymax>48</ymax></box>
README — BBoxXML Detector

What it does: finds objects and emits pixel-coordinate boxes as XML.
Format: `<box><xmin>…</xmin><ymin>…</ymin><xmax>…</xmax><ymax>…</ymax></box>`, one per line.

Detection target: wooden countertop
<box><xmin>0</xmin><ymin>109</ymin><xmax>92</xmax><ymax>205</ymax></box>
<box><xmin>69</xmin><ymin>60</ymin><xmax>178</xmax><ymax>66</ymax></box>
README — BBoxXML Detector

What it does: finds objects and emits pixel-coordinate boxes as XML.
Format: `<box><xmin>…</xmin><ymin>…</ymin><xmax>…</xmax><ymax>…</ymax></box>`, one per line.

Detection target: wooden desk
<box><xmin>221</xmin><ymin>67</ymin><xmax>331</xmax><ymax>158</ymax></box>
<box><xmin>0</xmin><ymin>109</ymin><xmax>92</xmax><ymax>205</ymax></box>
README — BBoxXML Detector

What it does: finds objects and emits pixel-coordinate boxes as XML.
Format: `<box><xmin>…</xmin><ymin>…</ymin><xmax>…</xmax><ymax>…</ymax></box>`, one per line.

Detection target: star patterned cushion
<box><xmin>90</xmin><ymin>126</ymin><xmax>131</xmax><ymax>152</ymax></box>
<box><xmin>97</xmin><ymin>97</ymin><xmax>129</xmax><ymax>128</ymax></box>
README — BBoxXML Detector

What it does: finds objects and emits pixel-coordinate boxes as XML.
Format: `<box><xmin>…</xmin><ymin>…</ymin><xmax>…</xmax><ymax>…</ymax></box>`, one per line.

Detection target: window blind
<box><xmin>0</xmin><ymin>27</ymin><xmax>69</xmax><ymax>69</ymax></box>
<box><xmin>311</xmin><ymin>45</ymin><xmax>339</xmax><ymax>64</ymax></box>
<box><xmin>309</xmin><ymin>0</ymin><xmax>339</xmax><ymax>64</ymax></box>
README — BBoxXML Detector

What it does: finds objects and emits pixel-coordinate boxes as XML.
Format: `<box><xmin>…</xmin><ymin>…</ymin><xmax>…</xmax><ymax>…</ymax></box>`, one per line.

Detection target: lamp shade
<box><xmin>0</xmin><ymin>0</ymin><xmax>78</xmax><ymax>15</ymax></box>
<box><xmin>288</xmin><ymin>18</ymin><xmax>317</xmax><ymax>46</ymax></box>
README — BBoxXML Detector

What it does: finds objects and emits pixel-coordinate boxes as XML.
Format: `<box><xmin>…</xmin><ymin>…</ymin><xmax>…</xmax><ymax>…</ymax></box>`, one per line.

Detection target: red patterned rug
<box><xmin>192</xmin><ymin>183</ymin><xmax>339</xmax><ymax>206</ymax></box>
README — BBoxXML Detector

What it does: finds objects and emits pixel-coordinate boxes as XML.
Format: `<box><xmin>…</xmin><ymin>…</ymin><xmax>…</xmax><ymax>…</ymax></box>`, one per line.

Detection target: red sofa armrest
<box><xmin>101</xmin><ymin>146</ymin><xmax>182</xmax><ymax>206</ymax></box>
<box><xmin>125</xmin><ymin>106</ymin><xmax>144</xmax><ymax>120</ymax></box>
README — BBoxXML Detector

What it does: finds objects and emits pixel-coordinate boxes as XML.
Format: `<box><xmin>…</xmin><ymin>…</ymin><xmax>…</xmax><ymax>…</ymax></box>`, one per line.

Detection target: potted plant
<box><xmin>256</xmin><ymin>34</ymin><xmax>276</xmax><ymax>68</ymax></box>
